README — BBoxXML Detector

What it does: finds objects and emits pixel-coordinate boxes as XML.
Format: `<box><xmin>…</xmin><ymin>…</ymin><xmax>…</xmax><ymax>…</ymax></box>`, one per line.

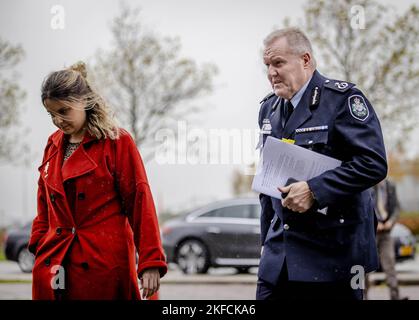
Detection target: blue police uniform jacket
<box><xmin>257</xmin><ymin>70</ymin><xmax>387</xmax><ymax>285</ymax></box>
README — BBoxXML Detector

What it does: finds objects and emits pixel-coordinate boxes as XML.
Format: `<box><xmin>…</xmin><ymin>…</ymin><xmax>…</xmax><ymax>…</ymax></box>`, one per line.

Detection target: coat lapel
<box><xmin>61</xmin><ymin>133</ymin><xmax>98</xmax><ymax>182</ymax></box>
<box><xmin>270</xmin><ymin>97</ymin><xmax>284</xmax><ymax>139</ymax></box>
<box><xmin>282</xmin><ymin>70</ymin><xmax>324</xmax><ymax>139</ymax></box>
<box><xmin>38</xmin><ymin>131</ymin><xmax>66</xmax><ymax>197</ymax></box>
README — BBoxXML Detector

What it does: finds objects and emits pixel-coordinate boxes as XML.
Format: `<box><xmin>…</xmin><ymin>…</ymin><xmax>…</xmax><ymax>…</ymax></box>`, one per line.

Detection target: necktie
<box><xmin>282</xmin><ymin>100</ymin><xmax>294</xmax><ymax>128</ymax></box>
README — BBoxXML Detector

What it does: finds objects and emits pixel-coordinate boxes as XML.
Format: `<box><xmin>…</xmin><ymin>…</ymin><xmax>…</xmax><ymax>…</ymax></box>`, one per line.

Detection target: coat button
<box><xmin>284</xmin><ymin>224</ymin><xmax>290</xmax><ymax>230</ymax></box>
<box><xmin>72</xmin><ymin>227</ymin><xmax>76</xmax><ymax>234</ymax></box>
<box><xmin>78</xmin><ymin>192</ymin><xmax>85</xmax><ymax>200</ymax></box>
<box><xmin>45</xmin><ymin>257</ymin><xmax>51</xmax><ymax>266</ymax></box>
<box><xmin>339</xmin><ymin>218</ymin><xmax>345</xmax><ymax>224</ymax></box>
<box><xmin>56</xmin><ymin>227</ymin><xmax>62</xmax><ymax>235</ymax></box>
<box><xmin>81</xmin><ymin>262</ymin><xmax>89</xmax><ymax>270</ymax></box>
<box><xmin>50</xmin><ymin>193</ymin><xmax>55</xmax><ymax>203</ymax></box>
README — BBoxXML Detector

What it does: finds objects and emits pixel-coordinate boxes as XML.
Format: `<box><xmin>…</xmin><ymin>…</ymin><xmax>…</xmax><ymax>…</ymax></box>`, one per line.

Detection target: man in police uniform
<box><xmin>256</xmin><ymin>28</ymin><xmax>387</xmax><ymax>300</ymax></box>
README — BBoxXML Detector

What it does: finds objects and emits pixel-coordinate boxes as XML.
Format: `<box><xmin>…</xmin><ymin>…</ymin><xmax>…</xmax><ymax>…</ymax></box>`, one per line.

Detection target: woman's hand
<box><xmin>140</xmin><ymin>268</ymin><xmax>160</xmax><ymax>299</ymax></box>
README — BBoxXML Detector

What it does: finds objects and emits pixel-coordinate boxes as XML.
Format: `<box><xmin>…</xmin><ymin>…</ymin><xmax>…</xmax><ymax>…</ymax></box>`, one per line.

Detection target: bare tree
<box><xmin>91</xmin><ymin>4</ymin><xmax>218</xmax><ymax>161</ymax></box>
<box><xmin>294</xmin><ymin>0</ymin><xmax>419</xmax><ymax>154</ymax></box>
<box><xmin>0</xmin><ymin>37</ymin><xmax>27</xmax><ymax>164</ymax></box>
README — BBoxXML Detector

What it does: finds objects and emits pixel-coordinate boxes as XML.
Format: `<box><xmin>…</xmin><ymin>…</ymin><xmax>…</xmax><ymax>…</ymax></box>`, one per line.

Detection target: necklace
<box><xmin>64</xmin><ymin>141</ymin><xmax>81</xmax><ymax>161</ymax></box>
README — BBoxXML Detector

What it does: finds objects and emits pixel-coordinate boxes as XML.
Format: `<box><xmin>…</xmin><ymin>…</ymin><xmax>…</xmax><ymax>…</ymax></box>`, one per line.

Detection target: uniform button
<box><xmin>284</xmin><ymin>224</ymin><xmax>290</xmax><ymax>230</ymax></box>
<box><xmin>325</xmin><ymin>79</ymin><xmax>330</xmax><ymax>83</ymax></box>
<box><xmin>81</xmin><ymin>262</ymin><xmax>89</xmax><ymax>270</ymax></box>
<box><xmin>271</xmin><ymin>218</ymin><xmax>274</xmax><ymax>224</ymax></box>
<box><xmin>72</xmin><ymin>227</ymin><xmax>76</xmax><ymax>234</ymax></box>
<box><xmin>339</xmin><ymin>218</ymin><xmax>345</xmax><ymax>224</ymax></box>
<box><xmin>78</xmin><ymin>192</ymin><xmax>85</xmax><ymax>200</ymax></box>
<box><xmin>56</xmin><ymin>227</ymin><xmax>62</xmax><ymax>235</ymax></box>
<box><xmin>50</xmin><ymin>193</ymin><xmax>55</xmax><ymax>203</ymax></box>
<box><xmin>308</xmin><ymin>140</ymin><xmax>313</xmax><ymax>144</ymax></box>
<box><xmin>45</xmin><ymin>257</ymin><xmax>51</xmax><ymax>266</ymax></box>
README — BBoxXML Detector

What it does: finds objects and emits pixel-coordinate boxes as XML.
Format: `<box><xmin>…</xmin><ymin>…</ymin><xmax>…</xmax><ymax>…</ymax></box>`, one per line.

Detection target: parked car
<box><xmin>161</xmin><ymin>198</ymin><xmax>417</xmax><ymax>274</ymax></box>
<box><xmin>162</xmin><ymin>198</ymin><xmax>261</xmax><ymax>274</ymax></box>
<box><xmin>4</xmin><ymin>222</ymin><xmax>34</xmax><ymax>273</ymax></box>
<box><xmin>391</xmin><ymin>223</ymin><xmax>417</xmax><ymax>262</ymax></box>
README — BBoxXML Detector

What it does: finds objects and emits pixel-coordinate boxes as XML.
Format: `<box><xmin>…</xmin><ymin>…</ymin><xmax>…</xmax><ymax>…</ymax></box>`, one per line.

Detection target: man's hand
<box><xmin>140</xmin><ymin>268</ymin><xmax>160</xmax><ymax>299</ymax></box>
<box><xmin>378</xmin><ymin>220</ymin><xmax>394</xmax><ymax>232</ymax></box>
<box><xmin>377</xmin><ymin>222</ymin><xmax>385</xmax><ymax>232</ymax></box>
<box><xmin>383</xmin><ymin>220</ymin><xmax>394</xmax><ymax>231</ymax></box>
<box><xmin>278</xmin><ymin>181</ymin><xmax>314</xmax><ymax>213</ymax></box>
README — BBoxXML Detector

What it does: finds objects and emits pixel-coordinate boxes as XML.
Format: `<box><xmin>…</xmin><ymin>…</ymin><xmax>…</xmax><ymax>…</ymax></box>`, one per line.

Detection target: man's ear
<box><xmin>302</xmin><ymin>52</ymin><xmax>311</xmax><ymax>69</ymax></box>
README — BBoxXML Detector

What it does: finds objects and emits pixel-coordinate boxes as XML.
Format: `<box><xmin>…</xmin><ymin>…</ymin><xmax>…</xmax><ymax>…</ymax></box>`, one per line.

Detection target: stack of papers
<box><xmin>252</xmin><ymin>136</ymin><xmax>341</xmax><ymax>200</ymax></box>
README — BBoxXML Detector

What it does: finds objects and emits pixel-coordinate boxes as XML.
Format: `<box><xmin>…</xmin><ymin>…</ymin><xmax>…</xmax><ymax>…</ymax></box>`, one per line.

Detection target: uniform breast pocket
<box><xmin>294</xmin><ymin>130</ymin><xmax>329</xmax><ymax>152</ymax></box>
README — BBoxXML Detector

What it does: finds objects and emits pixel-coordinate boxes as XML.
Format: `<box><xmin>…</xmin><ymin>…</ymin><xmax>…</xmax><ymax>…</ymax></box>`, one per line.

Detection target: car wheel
<box><xmin>236</xmin><ymin>267</ymin><xmax>250</xmax><ymax>274</ymax></box>
<box><xmin>176</xmin><ymin>239</ymin><xmax>210</xmax><ymax>274</ymax></box>
<box><xmin>17</xmin><ymin>247</ymin><xmax>34</xmax><ymax>273</ymax></box>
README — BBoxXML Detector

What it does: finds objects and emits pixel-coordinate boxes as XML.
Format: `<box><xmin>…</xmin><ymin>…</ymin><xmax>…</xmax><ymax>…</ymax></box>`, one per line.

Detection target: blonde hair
<box><xmin>41</xmin><ymin>61</ymin><xmax>119</xmax><ymax>140</ymax></box>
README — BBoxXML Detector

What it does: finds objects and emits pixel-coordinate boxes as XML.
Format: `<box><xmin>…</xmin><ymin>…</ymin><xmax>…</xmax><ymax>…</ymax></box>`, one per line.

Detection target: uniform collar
<box><xmin>282</xmin><ymin>70</ymin><xmax>326</xmax><ymax>138</ymax></box>
<box><xmin>289</xmin><ymin>74</ymin><xmax>313</xmax><ymax>109</ymax></box>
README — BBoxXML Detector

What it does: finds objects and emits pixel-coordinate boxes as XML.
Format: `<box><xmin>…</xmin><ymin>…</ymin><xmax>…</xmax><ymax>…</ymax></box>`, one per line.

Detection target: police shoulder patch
<box><xmin>259</xmin><ymin>92</ymin><xmax>275</xmax><ymax>104</ymax></box>
<box><xmin>323</xmin><ymin>80</ymin><xmax>355</xmax><ymax>93</ymax></box>
<box><xmin>348</xmin><ymin>94</ymin><xmax>369</xmax><ymax>121</ymax></box>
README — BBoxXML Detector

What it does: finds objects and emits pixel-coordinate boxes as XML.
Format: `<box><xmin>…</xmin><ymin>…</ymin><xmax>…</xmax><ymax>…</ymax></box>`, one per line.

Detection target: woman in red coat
<box><xmin>28</xmin><ymin>62</ymin><xmax>167</xmax><ymax>300</ymax></box>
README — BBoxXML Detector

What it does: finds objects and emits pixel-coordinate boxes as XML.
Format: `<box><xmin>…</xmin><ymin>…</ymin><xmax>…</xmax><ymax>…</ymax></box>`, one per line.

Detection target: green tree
<box><xmin>0</xmin><ymin>37</ymin><xmax>27</xmax><ymax>163</ymax></box>
<box><xmin>295</xmin><ymin>0</ymin><xmax>419</xmax><ymax>154</ymax></box>
<box><xmin>92</xmin><ymin>4</ymin><xmax>218</xmax><ymax>161</ymax></box>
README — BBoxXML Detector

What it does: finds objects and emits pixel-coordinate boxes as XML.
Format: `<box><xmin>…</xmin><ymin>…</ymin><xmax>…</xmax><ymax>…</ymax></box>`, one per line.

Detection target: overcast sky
<box><xmin>0</xmin><ymin>0</ymin><xmax>416</xmax><ymax>226</ymax></box>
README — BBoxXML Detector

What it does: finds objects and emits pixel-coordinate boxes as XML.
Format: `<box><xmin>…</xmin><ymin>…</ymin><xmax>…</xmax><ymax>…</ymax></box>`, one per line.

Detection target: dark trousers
<box><xmin>256</xmin><ymin>263</ymin><xmax>363</xmax><ymax>300</ymax></box>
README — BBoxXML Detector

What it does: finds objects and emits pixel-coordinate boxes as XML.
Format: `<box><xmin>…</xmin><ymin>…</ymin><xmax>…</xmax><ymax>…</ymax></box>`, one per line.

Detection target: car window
<box><xmin>199</xmin><ymin>209</ymin><xmax>218</xmax><ymax>218</ymax></box>
<box><xmin>199</xmin><ymin>205</ymin><xmax>258</xmax><ymax>219</ymax></box>
<box><xmin>249</xmin><ymin>204</ymin><xmax>261</xmax><ymax>219</ymax></box>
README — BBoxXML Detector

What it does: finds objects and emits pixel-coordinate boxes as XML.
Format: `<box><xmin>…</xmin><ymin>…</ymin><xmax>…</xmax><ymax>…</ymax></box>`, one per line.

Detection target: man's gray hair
<box><xmin>264</xmin><ymin>27</ymin><xmax>316</xmax><ymax>68</ymax></box>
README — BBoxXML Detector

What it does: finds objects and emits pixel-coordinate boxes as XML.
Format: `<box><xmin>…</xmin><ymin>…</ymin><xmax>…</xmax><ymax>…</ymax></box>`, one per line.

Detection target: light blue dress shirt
<box><xmin>286</xmin><ymin>75</ymin><xmax>313</xmax><ymax>109</ymax></box>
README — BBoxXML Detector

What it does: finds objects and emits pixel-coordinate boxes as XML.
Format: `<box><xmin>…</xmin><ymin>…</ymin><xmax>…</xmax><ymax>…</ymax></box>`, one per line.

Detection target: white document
<box><xmin>252</xmin><ymin>136</ymin><xmax>342</xmax><ymax>200</ymax></box>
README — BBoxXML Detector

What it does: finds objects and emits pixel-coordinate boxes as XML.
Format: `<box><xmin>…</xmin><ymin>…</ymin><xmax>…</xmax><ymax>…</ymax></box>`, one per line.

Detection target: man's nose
<box><xmin>268</xmin><ymin>65</ymin><xmax>278</xmax><ymax>78</ymax></box>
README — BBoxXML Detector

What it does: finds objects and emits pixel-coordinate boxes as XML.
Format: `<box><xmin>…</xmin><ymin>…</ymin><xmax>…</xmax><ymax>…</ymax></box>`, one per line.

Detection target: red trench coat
<box><xmin>28</xmin><ymin>128</ymin><xmax>167</xmax><ymax>300</ymax></box>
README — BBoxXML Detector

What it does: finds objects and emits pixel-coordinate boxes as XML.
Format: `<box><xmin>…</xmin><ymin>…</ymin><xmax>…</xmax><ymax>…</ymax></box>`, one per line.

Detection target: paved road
<box><xmin>1</xmin><ymin>260</ymin><xmax>418</xmax><ymax>300</ymax></box>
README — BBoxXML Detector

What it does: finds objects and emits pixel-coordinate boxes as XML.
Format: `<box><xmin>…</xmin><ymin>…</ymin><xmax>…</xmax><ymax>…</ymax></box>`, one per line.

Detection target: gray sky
<box><xmin>0</xmin><ymin>0</ymin><xmax>416</xmax><ymax>226</ymax></box>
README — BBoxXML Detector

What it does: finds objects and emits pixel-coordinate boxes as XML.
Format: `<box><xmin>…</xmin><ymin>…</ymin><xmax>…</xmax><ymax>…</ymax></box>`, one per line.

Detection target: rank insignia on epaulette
<box><xmin>324</xmin><ymin>80</ymin><xmax>354</xmax><ymax>93</ymax></box>
<box><xmin>335</xmin><ymin>82</ymin><xmax>348</xmax><ymax>90</ymax></box>
<box><xmin>348</xmin><ymin>95</ymin><xmax>369</xmax><ymax>121</ymax></box>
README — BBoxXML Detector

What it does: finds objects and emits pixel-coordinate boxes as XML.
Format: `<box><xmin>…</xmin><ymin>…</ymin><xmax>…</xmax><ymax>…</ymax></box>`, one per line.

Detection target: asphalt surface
<box><xmin>1</xmin><ymin>260</ymin><xmax>418</xmax><ymax>300</ymax></box>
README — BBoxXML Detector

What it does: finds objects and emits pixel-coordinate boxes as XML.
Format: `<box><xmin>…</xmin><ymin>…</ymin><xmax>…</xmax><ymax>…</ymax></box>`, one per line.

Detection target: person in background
<box><xmin>366</xmin><ymin>179</ymin><xmax>407</xmax><ymax>300</ymax></box>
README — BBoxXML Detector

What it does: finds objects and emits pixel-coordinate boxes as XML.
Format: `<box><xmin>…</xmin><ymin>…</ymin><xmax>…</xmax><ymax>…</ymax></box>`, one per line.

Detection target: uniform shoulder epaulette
<box><xmin>323</xmin><ymin>79</ymin><xmax>355</xmax><ymax>93</ymax></box>
<box><xmin>259</xmin><ymin>92</ymin><xmax>275</xmax><ymax>104</ymax></box>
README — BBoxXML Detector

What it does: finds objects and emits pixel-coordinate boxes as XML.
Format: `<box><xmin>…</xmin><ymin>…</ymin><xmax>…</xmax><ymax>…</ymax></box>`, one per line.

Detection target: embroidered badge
<box><xmin>348</xmin><ymin>95</ymin><xmax>369</xmax><ymax>121</ymax></box>
<box><xmin>310</xmin><ymin>86</ymin><xmax>320</xmax><ymax>107</ymax></box>
<box><xmin>261</xmin><ymin>119</ymin><xmax>272</xmax><ymax>134</ymax></box>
